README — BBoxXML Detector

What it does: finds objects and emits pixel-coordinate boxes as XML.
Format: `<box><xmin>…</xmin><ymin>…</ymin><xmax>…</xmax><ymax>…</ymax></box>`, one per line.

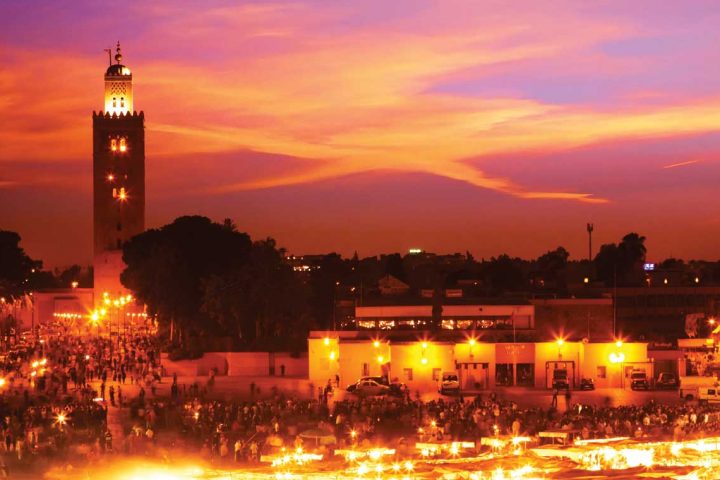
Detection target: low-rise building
<box><xmin>309</xmin><ymin>330</ymin><xmax>649</xmax><ymax>392</ymax></box>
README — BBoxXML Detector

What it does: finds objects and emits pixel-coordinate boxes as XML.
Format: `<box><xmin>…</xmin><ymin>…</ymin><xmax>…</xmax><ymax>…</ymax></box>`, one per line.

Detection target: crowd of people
<box><xmin>3</xmin><ymin>325</ymin><xmax>720</xmax><ymax>471</ymax></box>
<box><xmin>166</xmin><ymin>387</ymin><xmax>720</xmax><ymax>464</ymax></box>
<box><xmin>0</xmin><ymin>326</ymin><xmax>162</xmax><ymax>472</ymax></box>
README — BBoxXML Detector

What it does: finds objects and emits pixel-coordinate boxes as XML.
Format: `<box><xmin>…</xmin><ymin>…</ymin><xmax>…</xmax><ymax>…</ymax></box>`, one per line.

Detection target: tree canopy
<box><xmin>594</xmin><ymin>232</ymin><xmax>647</xmax><ymax>287</ymax></box>
<box><xmin>0</xmin><ymin>230</ymin><xmax>41</xmax><ymax>300</ymax></box>
<box><xmin>121</xmin><ymin>216</ymin><xmax>312</xmax><ymax>353</ymax></box>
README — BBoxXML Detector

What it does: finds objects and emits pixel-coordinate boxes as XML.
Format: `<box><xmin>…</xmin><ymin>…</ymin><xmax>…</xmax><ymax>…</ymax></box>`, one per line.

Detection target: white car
<box><xmin>348</xmin><ymin>378</ymin><xmax>391</xmax><ymax>396</ymax></box>
<box><xmin>438</xmin><ymin>372</ymin><xmax>460</xmax><ymax>394</ymax></box>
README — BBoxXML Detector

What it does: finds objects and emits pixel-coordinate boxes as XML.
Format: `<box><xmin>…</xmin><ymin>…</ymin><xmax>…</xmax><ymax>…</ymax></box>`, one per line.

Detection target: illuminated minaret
<box><xmin>93</xmin><ymin>42</ymin><xmax>145</xmax><ymax>303</ymax></box>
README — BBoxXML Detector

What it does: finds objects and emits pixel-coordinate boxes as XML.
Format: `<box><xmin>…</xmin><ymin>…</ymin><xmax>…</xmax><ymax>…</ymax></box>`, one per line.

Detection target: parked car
<box><xmin>656</xmin><ymin>372</ymin><xmax>679</xmax><ymax>390</ymax></box>
<box><xmin>438</xmin><ymin>372</ymin><xmax>461</xmax><ymax>395</ymax></box>
<box><xmin>347</xmin><ymin>378</ymin><xmax>391</xmax><ymax>396</ymax></box>
<box><xmin>358</xmin><ymin>376</ymin><xmax>389</xmax><ymax>385</ymax></box>
<box><xmin>552</xmin><ymin>368</ymin><xmax>570</xmax><ymax>390</ymax></box>
<box><xmin>630</xmin><ymin>369</ymin><xmax>649</xmax><ymax>390</ymax></box>
<box><xmin>579</xmin><ymin>378</ymin><xmax>595</xmax><ymax>390</ymax></box>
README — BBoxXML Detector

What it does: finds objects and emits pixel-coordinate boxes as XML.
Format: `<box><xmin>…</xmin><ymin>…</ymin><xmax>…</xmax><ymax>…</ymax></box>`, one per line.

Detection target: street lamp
<box><xmin>556</xmin><ymin>338</ymin><xmax>564</xmax><ymax>360</ymax></box>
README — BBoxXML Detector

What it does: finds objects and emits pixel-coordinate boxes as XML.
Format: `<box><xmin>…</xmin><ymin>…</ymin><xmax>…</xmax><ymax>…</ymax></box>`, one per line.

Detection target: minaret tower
<box><xmin>93</xmin><ymin>42</ymin><xmax>145</xmax><ymax>304</ymax></box>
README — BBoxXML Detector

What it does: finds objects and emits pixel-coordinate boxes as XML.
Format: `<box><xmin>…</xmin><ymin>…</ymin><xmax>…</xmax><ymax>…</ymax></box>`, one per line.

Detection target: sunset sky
<box><xmin>2</xmin><ymin>0</ymin><xmax>720</xmax><ymax>267</ymax></box>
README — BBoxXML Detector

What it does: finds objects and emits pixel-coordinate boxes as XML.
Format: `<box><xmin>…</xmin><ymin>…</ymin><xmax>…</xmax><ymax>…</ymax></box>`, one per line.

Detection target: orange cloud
<box><xmin>1</xmin><ymin>1</ymin><xmax>717</xmax><ymax>204</ymax></box>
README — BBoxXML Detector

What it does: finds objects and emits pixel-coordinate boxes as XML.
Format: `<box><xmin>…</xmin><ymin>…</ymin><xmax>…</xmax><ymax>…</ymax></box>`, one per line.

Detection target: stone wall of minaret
<box><xmin>93</xmin><ymin>44</ymin><xmax>145</xmax><ymax>303</ymax></box>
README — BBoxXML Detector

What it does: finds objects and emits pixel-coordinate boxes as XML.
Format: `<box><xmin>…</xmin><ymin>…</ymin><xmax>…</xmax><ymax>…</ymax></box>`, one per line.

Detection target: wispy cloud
<box><xmin>663</xmin><ymin>159</ymin><xmax>700</xmax><ymax>169</ymax></box>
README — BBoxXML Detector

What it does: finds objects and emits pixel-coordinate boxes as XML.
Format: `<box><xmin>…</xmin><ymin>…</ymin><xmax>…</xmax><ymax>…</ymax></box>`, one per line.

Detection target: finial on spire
<box><xmin>114</xmin><ymin>41</ymin><xmax>123</xmax><ymax>64</ymax></box>
<box><xmin>104</xmin><ymin>48</ymin><xmax>112</xmax><ymax>66</ymax></box>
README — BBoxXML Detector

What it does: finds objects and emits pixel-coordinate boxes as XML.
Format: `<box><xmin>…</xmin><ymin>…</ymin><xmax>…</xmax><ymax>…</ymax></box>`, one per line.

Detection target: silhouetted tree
<box><xmin>536</xmin><ymin>247</ymin><xmax>569</xmax><ymax>289</ymax></box>
<box><xmin>594</xmin><ymin>243</ymin><xmax>619</xmax><ymax>287</ymax></box>
<box><xmin>0</xmin><ymin>230</ymin><xmax>41</xmax><ymax>300</ymax></box>
<box><xmin>121</xmin><ymin>216</ymin><xmax>252</xmax><ymax>348</ymax></box>
<box><xmin>201</xmin><ymin>238</ymin><xmax>307</xmax><ymax>347</ymax></box>
<box><xmin>594</xmin><ymin>233</ymin><xmax>647</xmax><ymax>287</ymax></box>
<box><xmin>483</xmin><ymin>255</ymin><xmax>525</xmax><ymax>294</ymax></box>
<box><xmin>617</xmin><ymin>233</ymin><xmax>647</xmax><ymax>286</ymax></box>
<box><xmin>383</xmin><ymin>253</ymin><xmax>405</xmax><ymax>281</ymax></box>
<box><xmin>308</xmin><ymin>253</ymin><xmax>349</xmax><ymax>329</ymax></box>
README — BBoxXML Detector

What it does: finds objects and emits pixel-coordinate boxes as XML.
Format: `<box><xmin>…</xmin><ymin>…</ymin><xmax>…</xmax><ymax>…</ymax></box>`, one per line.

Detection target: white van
<box><xmin>680</xmin><ymin>376</ymin><xmax>718</xmax><ymax>401</ymax></box>
<box><xmin>698</xmin><ymin>387</ymin><xmax>720</xmax><ymax>404</ymax></box>
<box><xmin>438</xmin><ymin>372</ymin><xmax>460</xmax><ymax>394</ymax></box>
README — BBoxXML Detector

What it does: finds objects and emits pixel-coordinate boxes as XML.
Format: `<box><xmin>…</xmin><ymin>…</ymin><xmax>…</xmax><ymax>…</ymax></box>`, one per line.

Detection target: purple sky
<box><xmin>1</xmin><ymin>0</ymin><xmax>720</xmax><ymax>267</ymax></box>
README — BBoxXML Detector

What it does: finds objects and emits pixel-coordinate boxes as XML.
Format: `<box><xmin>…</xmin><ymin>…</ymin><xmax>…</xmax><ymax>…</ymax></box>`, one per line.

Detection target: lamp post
<box><xmin>332</xmin><ymin>281</ymin><xmax>340</xmax><ymax>331</ymax></box>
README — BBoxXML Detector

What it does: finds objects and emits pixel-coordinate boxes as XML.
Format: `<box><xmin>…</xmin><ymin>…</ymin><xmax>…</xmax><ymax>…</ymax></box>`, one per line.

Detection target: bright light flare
<box><xmin>55</xmin><ymin>412</ymin><xmax>67</xmax><ymax>426</ymax></box>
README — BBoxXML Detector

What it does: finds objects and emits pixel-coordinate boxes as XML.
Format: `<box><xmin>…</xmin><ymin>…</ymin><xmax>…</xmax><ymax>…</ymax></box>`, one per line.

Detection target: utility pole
<box><xmin>586</xmin><ymin>223</ymin><xmax>594</xmax><ymax>262</ymax></box>
<box><xmin>613</xmin><ymin>264</ymin><xmax>617</xmax><ymax>339</ymax></box>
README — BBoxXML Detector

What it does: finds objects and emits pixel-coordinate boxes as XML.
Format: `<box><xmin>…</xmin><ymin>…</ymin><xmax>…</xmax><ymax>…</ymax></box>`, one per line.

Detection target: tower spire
<box><xmin>104</xmin><ymin>48</ymin><xmax>112</xmax><ymax>66</ymax></box>
<box><xmin>115</xmin><ymin>41</ymin><xmax>122</xmax><ymax>64</ymax></box>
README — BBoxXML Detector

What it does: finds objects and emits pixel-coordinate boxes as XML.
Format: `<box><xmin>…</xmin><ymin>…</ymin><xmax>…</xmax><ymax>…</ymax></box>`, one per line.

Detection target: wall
<box><xmin>583</xmin><ymin>342</ymin><xmax>649</xmax><ymax>388</ymax></box>
<box><xmin>94</xmin><ymin>251</ymin><xmax>128</xmax><ymax>306</ymax></box>
<box><xmin>336</xmin><ymin>341</ymin><xmax>390</xmax><ymax>388</ymax></box>
<box><xmin>33</xmin><ymin>289</ymin><xmax>94</xmax><ymax>331</ymax></box>
<box><xmin>226</xmin><ymin>352</ymin><xmax>269</xmax><ymax>376</ymax></box>
<box><xmin>390</xmin><ymin>342</ymin><xmax>455</xmax><ymax>393</ymax></box>
<box><xmin>161</xmin><ymin>352</ymin><xmax>229</xmax><ymax>376</ymax></box>
<box><xmin>308</xmin><ymin>337</ymin><xmax>340</xmax><ymax>388</ymax></box>
<box><xmin>274</xmin><ymin>353</ymin><xmax>308</xmax><ymax>377</ymax></box>
<box><xmin>455</xmin><ymin>342</ymin><xmax>495</xmax><ymax>389</ymax></box>
<box><xmin>162</xmin><ymin>351</ymin><xmax>309</xmax><ymax>378</ymax></box>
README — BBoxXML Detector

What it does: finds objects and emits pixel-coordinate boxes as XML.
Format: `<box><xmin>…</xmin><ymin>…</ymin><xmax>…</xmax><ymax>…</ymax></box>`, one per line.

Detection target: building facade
<box><xmin>309</xmin><ymin>330</ymin><xmax>650</xmax><ymax>392</ymax></box>
<box><xmin>93</xmin><ymin>43</ymin><xmax>145</xmax><ymax>303</ymax></box>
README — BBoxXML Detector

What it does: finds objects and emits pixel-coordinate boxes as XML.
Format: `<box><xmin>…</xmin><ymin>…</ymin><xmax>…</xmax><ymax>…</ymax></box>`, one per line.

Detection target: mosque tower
<box><xmin>93</xmin><ymin>42</ymin><xmax>145</xmax><ymax>304</ymax></box>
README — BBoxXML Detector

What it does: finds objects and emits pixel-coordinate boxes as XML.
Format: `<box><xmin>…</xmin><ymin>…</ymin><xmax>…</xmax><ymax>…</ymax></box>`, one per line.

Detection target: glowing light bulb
<box><xmin>55</xmin><ymin>413</ymin><xmax>67</xmax><ymax>426</ymax></box>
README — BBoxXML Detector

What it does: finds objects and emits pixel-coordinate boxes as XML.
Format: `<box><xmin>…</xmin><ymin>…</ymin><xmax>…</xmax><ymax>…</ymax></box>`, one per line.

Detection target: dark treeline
<box><xmin>3</xmin><ymin>221</ymin><xmax>720</xmax><ymax>355</ymax></box>
<box><xmin>0</xmin><ymin>230</ymin><xmax>93</xmax><ymax>300</ymax></box>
